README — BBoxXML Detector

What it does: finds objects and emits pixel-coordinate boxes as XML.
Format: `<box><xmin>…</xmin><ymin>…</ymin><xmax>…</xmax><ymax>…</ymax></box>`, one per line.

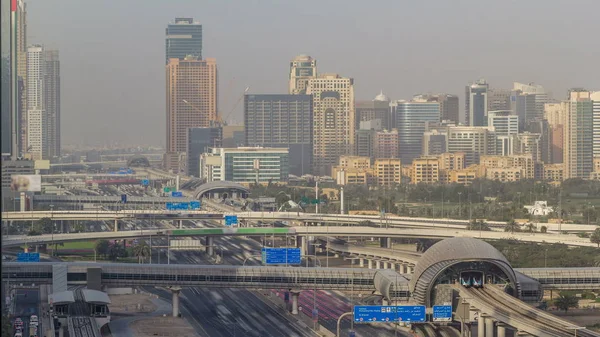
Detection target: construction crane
<box><xmin>182</xmin><ymin>86</ymin><xmax>249</xmax><ymax>126</ymax></box>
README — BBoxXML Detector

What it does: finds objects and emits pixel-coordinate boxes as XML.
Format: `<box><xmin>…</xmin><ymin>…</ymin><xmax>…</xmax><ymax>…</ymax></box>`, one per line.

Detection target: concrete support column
<box><xmin>407</xmin><ymin>265</ymin><xmax>414</xmax><ymax>274</ymax></box>
<box><xmin>379</xmin><ymin>237</ymin><xmax>390</xmax><ymax>248</ymax></box>
<box><xmin>359</xmin><ymin>258</ymin><xmax>364</xmax><ymax>267</ymax></box>
<box><xmin>367</xmin><ymin>259</ymin><xmax>373</xmax><ymax>269</ymax></box>
<box><xmin>497</xmin><ymin>324</ymin><xmax>506</xmax><ymax>337</ymax></box>
<box><xmin>382</xmin><ymin>298</ymin><xmax>389</xmax><ymax>305</ymax></box>
<box><xmin>375</xmin><ymin>260</ymin><xmax>381</xmax><ymax>269</ymax></box>
<box><xmin>291</xmin><ymin>291</ymin><xmax>300</xmax><ymax>315</ymax></box>
<box><xmin>485</xmin><ymin>317</ymin><xmax>494</xmax><ymax>337</ymax></box>
<box><xmin>171</xmin><ymin>287</ymin><xmax>181</xmax><ymax>317</ymax></box>
<box><xmin>114</xmin><ymin>219</ymin><xmax>118</xmax><ymax>232</ymax></box>
<box><xmin>178</xmin><ymin>220</ymin><xmax>183</xmax><ymax>229</ymax></box>
<box><xmin>389</xmin><ymin>263</ymin><xmax>396</xmax><ymax>271</ymax></box>
<box><xmin>477</xmin><ymin>314</ymin><xmax>485</xmax><ymax>337</ymax></box>
<box><xmin>58</xmin><ymin>326</ymin><xmax>64</xmax><ymax>337</ymax></box>
<box><xmin>306</xmin><ymin>237</ymin><xmax>316</xmax><ymax>256</ymax></box>
<box><xmin>399</xmin><ymin>264</ymin><xmax>407</xmax><ymax>274</ymax></box>
<box><xmin>382</xmin><ymin>262</ymin><xmax>389</xmax><ymax>269</ymax></box>
<box><xmin>205</xmin><ymin>236</ymin><xmax>214</xmax><ymax>256</ymax></box>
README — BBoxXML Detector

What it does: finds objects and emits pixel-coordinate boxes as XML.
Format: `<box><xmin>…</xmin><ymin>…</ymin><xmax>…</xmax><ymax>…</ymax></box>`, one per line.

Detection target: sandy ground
<box><xmin>108</xmin><ymin>293</ymin><xmax>158</xmax><ymax>314</ymax></box>
<box><xmin>552</xmin><ymin>309</ymin><xmax>600</xmax><ymax>327</ymax></box>
<box><xmin>129</xmin><ymin>316</ymin><xmax>198</xmax><ymax>337</ymax></box>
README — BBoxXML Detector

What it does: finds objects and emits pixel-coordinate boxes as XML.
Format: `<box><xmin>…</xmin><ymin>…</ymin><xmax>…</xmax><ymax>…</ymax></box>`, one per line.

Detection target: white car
<box><xmin>29</xmin><ymin>315</ymin><xmax>38</xmax><ymax>326</ymax></box>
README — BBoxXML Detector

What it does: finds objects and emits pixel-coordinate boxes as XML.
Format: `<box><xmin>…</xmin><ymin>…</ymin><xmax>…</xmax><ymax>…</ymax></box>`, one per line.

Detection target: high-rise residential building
<box><xmin>165</xmin><ymin>18</ymin><xmax>202</xmax><ymax>64</ymax></box>
<box><xmin>392</xmin><ymin>98</ymin><xmax>440</xmax><ymax>164</ymax></box>
<box><xmin>591</xmin><ymin>91</ymin><xmax>600</xmax><ymax>158</ymax></box>
<box><xmin>550</xmin><ymin>125</ymin><xmax>564</xmax><ymax>164</ymax></box>
<box><xmin>355</xmin><ymin>120</ymin><xmax>380</xmax><ymax>160</ymax></box>
<box><xmin>307</xmin><ymin>73</ymin><xmax>355</xmax><ymax>176</ymax></box>
<box><xmin>187</xmin><ymin>127</ymin><xmax>222</xmax><ymax>178</ymax></box>
<box><xmin>465</xmin><ymin>79</ymin><xmax>488</xmax><ymax>126</ymax></box>
<box><xmin>412</xmin><ymin>93</ymin><xmax>459</xmax><ymax>124</ymax></box>
<box><xmin>200</xmin><ymin>147</ymin><xmax>289</xmax><ymax>184</ymax></box>
<box><xmin>1</xmin><ymin>0</ymin><xmax>10</xmax><ymax>156</ymax></box>
<box><xmin>447</xmin><ymin>126</ymin><xmax>496</xmax><ymax>166</ymax></box>
<box><xmin>514</xmin><ymin>82</ymin><xmax>549</xmax><ymax>123</ymax></box>
<box><xmin>544</xmin><ymin>102</ymin><xmax>567</xmax><ymax>127</ymax></box>
<box><xmin>515</xmin><ymin>132</ymin><xmax>542</xmax><ymax>163</ymax></box>
<box><xmin>43</xmin><ymin>49</ymin><xmax>60</xmax><ymax>159</ymax></box>
<box><xmin>527</xmin><ymin>118</ymin><xmax>552</xmax><ymax>163</ymax></box>
<box><xmin>487</xmin><ymin>89</ymin><xmax>511</xmax><ymax>112</ymax></box>
<box><xmin>423</xmin><ymin>129</ymin><xmax>448</xmax><ymax>156</ymax></box>
<box><xmin>355</xmin><ymin>91</ymin><xmax>391</xmax><ymax>130</ymax></box>
<box><xmin>412</xmin><ymin>157</ymin><xmax>440</xmax><ymax>184</ymax></box>
<box><xmin>15</xmin><ymin>0</ymin><xmax>26</xmax><ymax>157</ymax></box>
<box><xmin>289</xmin><ymin>54</ymin><xmax>317</xmax><ymax>95</ymax></box>
<box><xmin>510</xmin><ymin>90</ymin><xmax>537</xmax><ymax>131</ymax></box>
<box><xmin>165</xmin><ymin>56</ymin><xmax>217</xmax><ymax>172</ymax></box>
<box><xmin>26</xmin><ymin>45</ymin><xmax>45</xmax><ymax>160</ymax></box>
<box><xmin>564</xmin><ymin>89</ymin><xmax>593</xmax><ymax>179</ymax></box>
<box><xmin>244</xmin><ymin>94</ymin><xmax>313</xmax><ymax>176</ymax></box>
<box><xmin>374</xmin><ymin>129</ymin><xmax>399</xmax><ymax>159</ymax></box>
<box><xmin>544</xmin><ymin>102</ymin><xmax>567</xmax><ymax>164</ymax></box>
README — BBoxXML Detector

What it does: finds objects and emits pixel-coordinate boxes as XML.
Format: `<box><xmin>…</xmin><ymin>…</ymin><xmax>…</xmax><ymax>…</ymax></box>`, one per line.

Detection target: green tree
<box><xmin>132</xmin><ymin>242</ymin><xmax>151</xmax><ymax>264</ymax></box>
<box><xmin>590</xmin><ymin>228</ymin><xmax>600</xmax><ymax>247</ymax></box>
<box><xmin>27</xmin><ymin>229</ymin><xmax>42</xmax><ymax>236</ymax></box>
<box><xmin>35</xmin><ymin>217</ymin><xmax>54</xmax><ymax>234</ymax></box>
<box><xmin>95</xmin><ymin>240</ymin><xmax>110</xmax><ymax>259</ymax></box>
<box><xmin>540</xmin><ymin>225</ymin><xmax>547</xmax><ymax>233</ymax></box>
<box><xmin>504</xmin><ymin>220</ymin><xmax>521</xmax><ymax>233</ymax></box>
<box><xmin>554</xmin><ymin>294</ymin><xmax>578</xmax><ymax>312</ymax></box>
<box><xmin>108</xmin><ymin>242</ymin><xmax>127</xmax><ymax>261</ymax></box>
<box><xmin>73</xmin><ymin>222</ymin><xmax>85</xmax><ymax>233</ymax></box>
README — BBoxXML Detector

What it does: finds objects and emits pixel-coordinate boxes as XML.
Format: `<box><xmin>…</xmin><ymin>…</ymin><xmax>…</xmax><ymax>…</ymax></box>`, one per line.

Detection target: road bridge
<box><xmin>2</xmin><ymin>225</ymin><xmax>596</xmax><ymax>248</ymax></box>
<box><xmin>3</xmin><ymin>210</ymin><xmax>595</xmax><ymax>234</ymax></box>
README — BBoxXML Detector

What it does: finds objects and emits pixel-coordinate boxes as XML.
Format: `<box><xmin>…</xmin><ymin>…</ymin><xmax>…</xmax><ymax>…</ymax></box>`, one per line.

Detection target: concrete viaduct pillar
<box><xmin>375</xmin><ymin>260</ymin><xmax>381</xmax><ymax>269</ymax></box>
<box><xmin>407</xmin><ymin>265</ymin><xmax>414</xmax><ymax>274</ymax></box>
<box><xmin>367</xmin><ymin>259</ymin><xmax>373</xmax><ymax>269</ymax></box>
<box><xmin>497</xmin><ymin>324</ymin><xmax>507</xmax><ymax>337</ymax></box>
<box><xmin>171</xmin><ymin>287</ymin><xmax>181</xmax><ymax>317</ymax></box>
<box><xmin>359</xmin><ymin>258</ymin><xmax>364</xmax><ymax>267</ymax></box>
<box><xmin>205</xmin><ymin>236</ymin><xmax>214</xmax><ymax>256</ymax></box>
<box><xmin>114</xmin><ymin>219</ymin><xmax>118</xmax><ymax>232</ymax></box>
<box><xmin>291</xmin><ymin>291</ymin><xmax>300</xmax><ymax>315</ymax></box>
<box><xmin>477</xmin><ymin>314</ymin><xmax>485</xmax><ymax>337</ymax></box>
<box><xmin>379</xmin><ymin>237</ymin><xmax>391</xmax><ymax>248</ymax></box>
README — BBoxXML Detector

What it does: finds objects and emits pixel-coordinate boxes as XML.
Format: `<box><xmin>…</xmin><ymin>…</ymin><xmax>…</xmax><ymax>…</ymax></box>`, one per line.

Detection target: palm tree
<box><xmin>590</xmin><ymin>228</ymin><xmax>600</xmax><ymax>248</ymax></box>
<box><xmin>133</xmin><ymin>242</ymin><xmax>151</xmax><ymax>264</ymax></box>
<box><xmin>504</xmin><ymin>220</ymin><xmax>521</xmax><ymax>233</ymax></box>
<box><xmin>554</xmin><ymin>294</ymin><xmax>578</xmax><ymax>312</ymax></box>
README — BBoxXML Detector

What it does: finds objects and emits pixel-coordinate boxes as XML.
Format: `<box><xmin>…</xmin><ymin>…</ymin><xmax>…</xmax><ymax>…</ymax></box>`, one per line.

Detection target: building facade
<box><xmin>307</xmin><ymin>73</ymin><xmax>355</xmax><ymax>176</ymax></box>
<box><xmin>244</xmin><ymin>94</ymin><xmax>313</xmax><ymax>176</ymax></box>
<box><xmin>201</xmin><ymin>147</ymin><xmax>289</xmax><ymax>184</ymax></box>
<box><xmin>289</xmin><ymin>54</ymin><xmax>317</xmax><ymax>95</ymax></box>
<box><xmin>564</xmin><ymin>90</ymin><xmax>593</xmax><ymax>179</ymax></box>
<box><xmin>591</xmin><ymin>91</ymin><xmax>600</xmax><ymax>158</ymax></box>
<box><xmin>1</xmin><ymin>0</ymin><xmax>10</xmax><ymax>156</ymax></box>
<box><xmin>412</xmin><ymin>157</ymin><xmax>440</xmax><ymax>184</ymax></box>
<box><xmin>165</xmin><ymin>56</ymin><xmax>217</xmax><ymax>171</ymax></box>
<box><xmin>187</xmin><ymin>127</ymin><xmax>222</xmax><ymax>177</ymax></box>
<box><xmin>392</xmin><ymin>99</ymin><xmax>440</xmax><ymax>164</ymax></box>
<box><xmin>26</xmin><ymin>45</ymin><xmax>45</xmax><ymax>160</ymax></box>
<box><xmin>374</xmin><ymin>129</ymin><xmax>399</xmax><ymax>159</ymax></box>
<box><xmin>374</xmin><ymin>159</ymin><xmax>402</xmax><ymax>186</ymax></box>
<box><xmin>43</xmin><ymin>49</ymin><xmax>60</xmax><ymax>159</ymax></box>
<box><xmin>510</xmin><ymin>90</ymin><xmax>537</xmax><ymax>131</ymax></box>
<box><xmin>446</xmin><ymin>126</ymin><xmax>496</xmax><ymax>166</ymax></box>
<box><xmin>355</xmin><ymin>91</ymin><xmax>391</xmax><ymax>130</ymax></box>
<box><xmin>165</xmin><ymin>18</ymin><xmax>202</xmax><ymax>64</ymax></box>
<box><xmin>465</xmin><ymin>79</ymin><xmax>488</xmax><ymax>126</ymax></box>
<box><xmin>487</xmin><ymin>89</ymin><xmax>511</xmax><ymax>112</ymax></box>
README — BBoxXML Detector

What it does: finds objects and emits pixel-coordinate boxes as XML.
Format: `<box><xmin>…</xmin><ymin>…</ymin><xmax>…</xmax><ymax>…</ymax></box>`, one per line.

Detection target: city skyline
<box><xmin>23</xmin><ymin>0</ymin><xmax>599</xmax><ymax>146</ymax></box>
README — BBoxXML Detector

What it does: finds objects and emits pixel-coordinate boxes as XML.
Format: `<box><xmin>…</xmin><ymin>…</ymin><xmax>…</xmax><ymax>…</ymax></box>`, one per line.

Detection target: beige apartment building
<box><xmin>307</xmin><ymin>73</ymin><xmax>355</xmax><ymax>176</ymax></box>
<box><xmin>374</xmin><ymin>159</ymin><xmax>402</xmax><ymax>186</ymax></box>
<box><xmin>165</xmin><ymin>56</ymin><xmax>217</xmax><ymax>171</ymax></box>
<box><xmin>563</xmin><ymin>90</ymin><xmax>593</xmax><ymax>179</ymax></box>
<box><xmin>411</xmin><ymin>157</ymin><xmax>440</xmax><ymax>184</ymax></box>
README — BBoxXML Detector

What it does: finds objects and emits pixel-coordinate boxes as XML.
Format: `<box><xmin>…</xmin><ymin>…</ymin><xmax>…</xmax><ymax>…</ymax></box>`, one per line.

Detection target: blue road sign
<box><xmin>166</xmin><ymin>202</ymin><xmax>190</xmax><ymax>211</ymax></box>
<box><xmin>171</xmin><ymin>191</ymin><xmax>183</xmax><ymax>197</ymax></box>
<box><xmin>261</xmin><ymin>248</ymin><xmax>301</xmax><ymax>265</ymax></box>
<box><xmin>353</xmin><ymin>305</ymin><xmax>426</xmax><ymax>323</ymax></box>
<box><xmin>224</xmin><ymin>215</ymin><xmax>238</xmax><ymax>226</ymax></box>
<box><xmin>17</xmin><ymin>252</ymin><xmax>40</xmax><ymax>262</ymax></box>
<box><xmin>348</xmin><ymin>332</ymin><xmax>356</xmax><ymax>337</ymax></box>
<box><xmin>121</xmin><ymin>194</ymin><xmax>127</xmax><ymax>203</ymax></box>
<box><xmin>432</xmin><ymin>305</ymin><xmax>453</xmax><ymax>322</ymax></box>
<box><xmin>189</xmin><ymin>201</ymin><xmax>201</xmax><ymax>210</ymax></box>
<box><xmin>141</xmin><ymin>179</ymin><xmax>149</xmax><ymax>186</ymax></box>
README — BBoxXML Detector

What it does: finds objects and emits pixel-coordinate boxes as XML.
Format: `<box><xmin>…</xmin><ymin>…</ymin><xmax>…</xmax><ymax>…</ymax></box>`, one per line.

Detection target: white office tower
<box><xmin>289</xmin><ymin>54</ymin><xmax>317</xmax><ymax>95</ymax></box>
<box><xmin>564</xmin><ymin>90</ymin><xmax>593</xmax><ymax>179</ymax></box>
<box><xmin>26</xmin><ymin>45</ymin><xmax>46</xmax><ymax>160</ymax></box>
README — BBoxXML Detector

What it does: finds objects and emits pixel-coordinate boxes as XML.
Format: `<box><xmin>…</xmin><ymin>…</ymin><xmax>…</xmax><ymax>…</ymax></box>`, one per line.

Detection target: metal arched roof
<box><xmin>81</xmin><ymin>289</ymin><xmax>111</xmax><ymax>305</ymax></box>
<box><xmin>49</xmin><ymin>291</ymin><xmax>75</xmax><ymax>305</ymax></box>
<box><xmin>409</xmin><ymin>238</ymin><xmax>518</xmax><ymax>305</ymax></box>
<box><xmin>127</xmin><ymin>155</ymin><xmax>150</xmax><ymax>167</ymax></box>
<box><xmin>194</xmin><ymin>181</ymin><xmax>250</xmax><ymax>198</ymax></box>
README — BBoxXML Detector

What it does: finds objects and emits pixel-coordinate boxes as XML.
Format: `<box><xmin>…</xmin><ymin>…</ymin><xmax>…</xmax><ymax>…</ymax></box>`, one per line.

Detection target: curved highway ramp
<box><xmin>455</xmin><ymin>284</ymin><xmax>600</xmax><ymax>337</ymax></box>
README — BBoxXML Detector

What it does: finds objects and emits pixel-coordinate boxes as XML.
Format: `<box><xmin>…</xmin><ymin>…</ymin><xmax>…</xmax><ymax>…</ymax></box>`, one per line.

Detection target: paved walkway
<box><xmin>108</xmin><ymin>297</ymin><xmax>171</xmax><ymax>337</ymax></box>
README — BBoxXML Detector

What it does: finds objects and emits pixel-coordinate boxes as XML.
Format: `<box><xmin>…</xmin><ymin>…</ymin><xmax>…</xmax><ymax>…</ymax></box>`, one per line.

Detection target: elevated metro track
<box><xmin>2</xmin><ymin>226</ymin><xmax>597</xmax><ymax>247</ymax></box>
<box><xmin>3</xmin><ymin>210</ymin><xmax>595</xmax><ymax>234</ymax></box>
<box><xmin>455</xmin><ymin>284</ymin><xmax>600</xmax><ymax>337</ymax></box>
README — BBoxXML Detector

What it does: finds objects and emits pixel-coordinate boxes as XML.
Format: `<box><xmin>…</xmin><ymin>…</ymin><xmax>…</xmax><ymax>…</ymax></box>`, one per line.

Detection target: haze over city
<box><xmin>26</xmin><ymin>0</ymin><xmax>600</xmax><ymax>147</ymax></box>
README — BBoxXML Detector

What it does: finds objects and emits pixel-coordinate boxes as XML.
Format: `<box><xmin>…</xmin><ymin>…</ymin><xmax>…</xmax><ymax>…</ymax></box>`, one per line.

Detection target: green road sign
<box><xmin>163</xmin><ymin>187</ymin><xmax>171</xmax><ymax>193</ymax></box>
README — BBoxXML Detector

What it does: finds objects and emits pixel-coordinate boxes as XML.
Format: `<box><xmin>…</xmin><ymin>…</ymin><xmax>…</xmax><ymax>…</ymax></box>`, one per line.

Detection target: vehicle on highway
<box><xmin>29</xmin><ymin>314</ymin><xmax>38</xmax><ymax>326</ymax></box>
<box><xmin>13</xmin><ymin>318</ymin><xmax>23</xmax><ymax>329</ymax></box>
<box><xmin>14</xmin><ymin>332</ymin><xmax>22</xmax><ymax>337</ymax></box>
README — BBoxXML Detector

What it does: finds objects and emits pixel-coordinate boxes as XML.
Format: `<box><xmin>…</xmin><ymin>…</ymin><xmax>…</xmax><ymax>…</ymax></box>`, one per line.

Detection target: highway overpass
<box><xmin>3</xmin><ymin>210</ymin><xmax>596</xmax><ymax>234</ymax></box>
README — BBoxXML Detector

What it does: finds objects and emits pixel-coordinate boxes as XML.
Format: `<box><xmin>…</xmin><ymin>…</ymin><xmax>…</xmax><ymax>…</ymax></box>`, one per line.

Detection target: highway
<box><xmin>12</xmin><ymin>288</ymin><xmax>41</xmax><ymax>337</ymax></box>
<box><xmin>4</xmin><ymin>225</ymin><xmax>596</xmax><ymax>248</ymax></box>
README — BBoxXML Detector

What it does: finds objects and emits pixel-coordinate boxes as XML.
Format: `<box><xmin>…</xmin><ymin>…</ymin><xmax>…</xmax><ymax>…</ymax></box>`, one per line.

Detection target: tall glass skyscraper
<box><xmin>465</xmin><ymin>79</ymin><xmax>488</xmax><ymax>126</ymax></box>
<box><xmin>1</xmin><ymin>0</ymin><xmax>10</xmax><ymax>156</ymax></box>
<box><xmin>165</xmin><ymin>18</ymin><xmax>202</xmax><ymax>64</ymax></box>
<box><xmin>392</xmin><ymin>99</ymin><xmax>440</xmax><ymax>164</ymax></box>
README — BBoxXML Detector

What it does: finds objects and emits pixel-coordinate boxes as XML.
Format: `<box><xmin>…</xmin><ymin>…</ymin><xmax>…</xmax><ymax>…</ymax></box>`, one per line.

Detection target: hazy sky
<box><xmin>27</xmin><ymin>0</ymin><xmax>599</xmax><ymax>147</ymax></box>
